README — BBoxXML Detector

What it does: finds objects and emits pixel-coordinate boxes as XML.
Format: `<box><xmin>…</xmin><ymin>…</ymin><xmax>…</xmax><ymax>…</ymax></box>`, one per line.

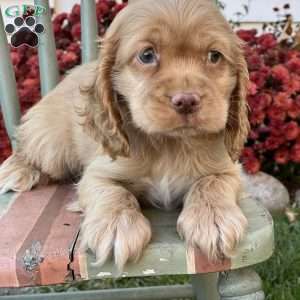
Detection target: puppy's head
<box><xmin>89</xmin><ymin>0</ymin><xmax>249</xmax><ymax>161</ymax></box>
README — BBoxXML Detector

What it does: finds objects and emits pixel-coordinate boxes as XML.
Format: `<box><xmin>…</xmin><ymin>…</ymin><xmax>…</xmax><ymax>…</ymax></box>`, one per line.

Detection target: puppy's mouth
<box><xmin>165</xmin><ymin>126</ymin><xmax>200</xmax><ymax>137</ymax></box>
<box><xmin>166</xmin><ymin>116</ymin><xmax>203</xmax><ymax>135</ymax></box>
<box><xmin>178</xmin><ymin>112</ymin><xmax>201</xmax><ymax>124</ymax></box>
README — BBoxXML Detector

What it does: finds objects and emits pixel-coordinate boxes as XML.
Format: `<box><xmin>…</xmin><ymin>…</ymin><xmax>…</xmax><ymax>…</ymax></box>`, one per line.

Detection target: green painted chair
<box><xmin>0</xmin><ymin>1</ymin><xmax>274</xmax><ymax>299</ymax></box>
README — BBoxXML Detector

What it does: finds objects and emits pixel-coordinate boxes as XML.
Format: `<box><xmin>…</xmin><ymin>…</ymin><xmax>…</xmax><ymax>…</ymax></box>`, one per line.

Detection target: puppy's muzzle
<box><xmin>170</xmin><ymin>92</ymin><xmax>200</xmax><ymax>115</ymax></box>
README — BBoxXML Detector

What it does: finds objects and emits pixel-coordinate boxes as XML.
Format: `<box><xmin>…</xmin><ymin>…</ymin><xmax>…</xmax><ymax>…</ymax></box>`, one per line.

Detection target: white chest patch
<box><xmin>141</xmin><ymin>173</ymin><xmax>192</xmax><ymax>210</ymax></box>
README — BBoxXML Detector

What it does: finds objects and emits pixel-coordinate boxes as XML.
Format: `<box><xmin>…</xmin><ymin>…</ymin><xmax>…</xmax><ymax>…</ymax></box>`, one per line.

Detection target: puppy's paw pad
<box><xmin>177</xmin><ymin>204</ymin><xmax>247</xmax><ymax>260</ymax></box>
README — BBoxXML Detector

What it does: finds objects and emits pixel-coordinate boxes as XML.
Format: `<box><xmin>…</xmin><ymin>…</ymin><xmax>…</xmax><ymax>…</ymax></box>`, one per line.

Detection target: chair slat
<box><xmin>0</xmin><ymin>8</ymin><xmax>21</xmax><ymax>149</ymax></box>
<box><xmin>81</xmin><ymin>0</ymin><xmax>98</xmax><ymax>63</ymax></box>
<box><xmin>34</xmin><ymin>0</ymin><xmax>60</xmax><ymax>96</ymax></box>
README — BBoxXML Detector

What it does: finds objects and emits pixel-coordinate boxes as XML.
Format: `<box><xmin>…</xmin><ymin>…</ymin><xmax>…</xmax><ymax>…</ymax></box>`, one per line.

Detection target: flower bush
<box><xmin>1</xmin><ymin>1</ymin><xmax>300</xmax><ymax>180</ymax></box>
<box><xmin>237</xmin><ymin>29</ymin><xmax>300</xmax><ymax>177</ymax></box>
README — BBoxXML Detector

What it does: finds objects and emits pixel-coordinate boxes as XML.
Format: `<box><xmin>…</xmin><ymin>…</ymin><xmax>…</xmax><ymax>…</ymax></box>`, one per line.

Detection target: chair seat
<box><xmin>0</xmin><ymin>185</ymin><xmax>274</xmax><ymax>288</ymax></box>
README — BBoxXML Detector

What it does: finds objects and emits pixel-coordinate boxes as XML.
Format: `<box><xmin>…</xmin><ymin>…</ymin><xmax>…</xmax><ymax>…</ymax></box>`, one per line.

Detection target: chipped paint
<box><xmin>23</xmin><ymin>241</ymin><xmax>44</xmax><ymax>271</ymax></box>
<box><xmin>143</xmin><ymin>269</ymin><xmax>156</xmax><ymax>275</ymax></box>
<box><xmin>160</xmin><ymin>258</ymin><xmax>169</xmax><ymax>262</ymax></box>
<box><xmin>97</xmin><ymin>272</ymin><xmax>112</xmax><ymax>277</ymax></box>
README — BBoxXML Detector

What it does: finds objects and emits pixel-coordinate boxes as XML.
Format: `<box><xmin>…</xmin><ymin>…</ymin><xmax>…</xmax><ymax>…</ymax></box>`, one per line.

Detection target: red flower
<box><xmin>273</xmin><ymin>92</ymin><xmax>292</xmax><ymax>111</ymax></box>
<box><xmin>243</xmin><ymin>157</ymin><xmax>261</xmax><ymax>174</ymax></box>
<box><xmin>56</xmin><ymin>49</ymin><xmax>64</xmax><ymax>60</ymax></box>
<box><xmin>274</xmin><ymin>148</ymin><xmax>289</xmax><ymax>164</ymax></box>
<box><xmin>114</xmin><ymin>3</ymin><xmax>127</xmax><ymax>13</ymax></box>
<box><xmin>257</xmin><ymin>93</ymin><xmax>272</xmax><ymax>110</ymax></box>
<box><xmin>236</xmin><ymin>29</ymin><xmax>257</xmax><ymax>43</ymax></box>
<box><xmin>264</xmin><ymin>136</ymin><xmax>285</xmax><ymax>150</ymax></box>
<box><xmin>67</xmin><ymin>42</ymin><xmax>81</xmax><ymax>56</ymax></box>
<box><xmin>284</xmin><ymin>121</ymin><xmax>300</xmax><ymax>141</ymax></box>
<box><xmin>68</xmin><ymin>4</ymin><xmax>81</xmax><ymax>25</ymax></box>
<box><xmin>264</xmin><ymin>49</ymin><xmax>280</xmax><ymax>66</ymax></box>
<box><xmin>56</xmin><ymin>38</ymin><xmax>71</xmax><ymax>49</ymax></box>
<box><xmin>71</xmin><ymin>23</ymin><xmax>81</xmax><ymax>40</ymax></box>
<box><xmin>26</xmin><ymin>55</ymin><xmax>39</xmax><ymax>67</ymax></box>
<box><xmin>269</xmin><ymin>120</ymin><xmax>285</xmax><ymax>137</ymax></box>
<box><xmin>250</xmin><ymin>72</ymin><xmax>265</xmax><ymax>89</ymax></box>
<box><xmin>59</xmin><ymin>52</ymin><xmax>79</xmax><ymax>71</ymax></box>
<box><xmin>257</xmin><ymin>33</ymin><xmax>277</xmax><ymax>50</ymax></box>
<box><xmin>249</xmin><ymin>129</ymin><xmax>259</xmax><ymax>140</ymax></box>
<box><xmin>242</xmin><ymin>147</ymin><xmax>255</xmax><ymax>158</ymax></box>
<box><xmin>250</xmin><ymin>109</ymin><xmax>265</xmax><ymax>125</ymax></box>
<box><xmin>22</xmin><ymin>78</ymin><xmax>40</xmax><ymax>89</ymax></box>
<box><xmin>286</xmin><ymin>57</ymin><xmax>300</xmax><ymax>75</ymax></box>
<box><xmin>247</xmin><ymin>53</ymin><xmax>263</xmax><ymax>71</ymax></box>
<box><xmin>53</xmin><ymin>13</ymin><xmax>68</xmax><ymax>26</ymax></box>
<box><xmin>248</xmin><ymin>82</ymin><xmax>258</xmax><ymax>95</ymax></box>
<box><xmin>96</xmin><ymin>2</ymin><xmax>110</xmax><ymax>16</ymax></box>
<box><xmin>290</xmin><ymin>143</ymin><xmax>300</xmax><ymax>163</ymax></box>
<box><xmin>267</xmin><ymin>106</ymin><xmax>286</xmax><ymax>121</ymax></box>
<box><xmin>288</xmin><ymin>96</ymin><xmax>300</xmax><ymax>119</ymax></box>
<box><xmin>271</xmin><ymin>65</ymin><xmax>290</xmax><ymax>85</ymax></box>
<box><xmin>250</xmin><ymin>67</ymin><xmax>270</xmax><ymax>89</ymax></box>
<box><xmin>241</xmin><ymin>147</ymin><xmax>261</xmax><ymax>174</ymax></box>
<box><xmin>10</xmin><ymin>52</ymin><xmax>21</xmax><ymax>65</ymax></box>
<box><xmin>288</xmin><ymin>103</ymin><xmax>300</xmax><ymax>119</ymax></box>
<box><xmin>284</xmin><ymin>74</ymin><xmax>300</xmax><ymax>94</ymax></box>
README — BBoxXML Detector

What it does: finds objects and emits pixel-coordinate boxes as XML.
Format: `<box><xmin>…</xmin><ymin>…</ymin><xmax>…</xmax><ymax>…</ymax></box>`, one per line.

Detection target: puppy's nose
<box><xmin>171</xmin><ymin>93</ymin><xmax>200</xmax><ymax>114</ymax></box>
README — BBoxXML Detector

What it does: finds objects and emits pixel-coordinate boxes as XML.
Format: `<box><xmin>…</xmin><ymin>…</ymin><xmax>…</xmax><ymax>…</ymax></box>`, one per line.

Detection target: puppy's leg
<box><xmin>177</xmin><ymin>165</ymin><xmax>247</xmax><ymax>260</ymax></box>
<box><xmin>0</xmin><ymin>100</ymin><xmax>80</xmax><ymax>194</ymax></box>
<box><xmin>78</xmin><ymin>165</ymin><xmax>152</xmax><ymax>270</ymax></box>
<box><xmin>0</xmin><ymin>154</ymin><xmax>41</xmax><ymax>194</ymax></box>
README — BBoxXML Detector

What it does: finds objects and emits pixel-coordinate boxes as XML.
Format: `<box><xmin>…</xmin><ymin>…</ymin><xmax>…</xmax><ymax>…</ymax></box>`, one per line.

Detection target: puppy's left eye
<box><xmin>138</xmin><ymin>48</ymin><xmax>158</xmax><ymax>65</ymax></box>
<box><xmin>208</xmin><ymin>50</ymin><xmax>223</xmax><ymax>64</ymax></box>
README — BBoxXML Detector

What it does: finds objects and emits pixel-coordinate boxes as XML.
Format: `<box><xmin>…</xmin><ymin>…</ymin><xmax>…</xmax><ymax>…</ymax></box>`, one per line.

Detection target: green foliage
<box><xmin>255</xmin><ymin>213</ymin><xmax>300</xmax><ymax>300</ymax></box>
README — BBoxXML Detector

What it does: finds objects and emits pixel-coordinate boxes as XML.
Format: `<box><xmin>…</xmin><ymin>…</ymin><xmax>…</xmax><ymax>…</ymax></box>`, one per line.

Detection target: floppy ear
<box><xmin>80</xmin><ymin>34</ymin><xmax>130</xmax><ymax>159</ymax></box>
<box><xmin>224</xmin><ymin>40</ymin><xmax>250</xmax><ymax>162</ymax></box>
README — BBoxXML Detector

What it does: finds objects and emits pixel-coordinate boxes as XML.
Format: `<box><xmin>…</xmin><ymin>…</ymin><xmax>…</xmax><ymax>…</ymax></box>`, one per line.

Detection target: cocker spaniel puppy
<box><xmin>0</xmin><ymin>0</ymin><xmax>249</xmax><ymax>269</ymax></box>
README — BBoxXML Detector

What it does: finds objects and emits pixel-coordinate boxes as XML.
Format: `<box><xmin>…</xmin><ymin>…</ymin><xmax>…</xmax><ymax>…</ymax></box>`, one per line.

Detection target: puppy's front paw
<box><xmin>177</xmin><ymin>202</ymin><xmax>247</xmax><ymax>261</ymax></box>
<box><xmin>81</xmin><ymin>208</ymin><xmax>152</xmax><ymax>270</ymax></box>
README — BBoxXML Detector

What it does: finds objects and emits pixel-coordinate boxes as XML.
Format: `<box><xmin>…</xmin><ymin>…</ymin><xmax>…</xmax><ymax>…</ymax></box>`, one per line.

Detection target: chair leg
<box><xmin>191</xmin><ymin>273</ymin><xmax>220</xmax><ymax>300</ymax></box>
<box><xmin>218</xmin><ymin>268</ymin><xmax>265</xmax><ymax>300</ymax></box>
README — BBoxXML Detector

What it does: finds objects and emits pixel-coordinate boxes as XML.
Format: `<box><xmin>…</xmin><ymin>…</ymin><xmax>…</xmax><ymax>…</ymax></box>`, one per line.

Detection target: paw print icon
<box><xmin>5</xmin><ymin>16</ymin><xmax>45</xmax><ymax>48</ymax></box>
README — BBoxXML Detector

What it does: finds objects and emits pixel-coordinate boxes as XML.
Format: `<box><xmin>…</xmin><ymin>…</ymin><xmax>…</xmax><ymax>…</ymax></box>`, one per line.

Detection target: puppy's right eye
<box><xmin>137</xmin><ymin>48</ymin><xmax>157</xmax><ymax>65</ymax></box>
<box><xmin>208</xmin><ymin>50</ymin><xmax>223</xmax><ymax>64</ymax></box>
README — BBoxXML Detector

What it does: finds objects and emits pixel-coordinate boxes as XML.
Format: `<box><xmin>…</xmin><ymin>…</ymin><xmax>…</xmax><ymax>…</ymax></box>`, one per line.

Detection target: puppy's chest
<box><xmin>136</xmin><ymin>161</ymin><xmax>198</xmax><ymax>210</ymax></box>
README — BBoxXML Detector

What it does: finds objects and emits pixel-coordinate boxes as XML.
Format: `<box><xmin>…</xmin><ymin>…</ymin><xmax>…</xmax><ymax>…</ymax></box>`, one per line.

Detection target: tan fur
<box><xmin>0</xmin><ymin>0</ymin><xmax>249</xmax><ymax>269</ymax></box>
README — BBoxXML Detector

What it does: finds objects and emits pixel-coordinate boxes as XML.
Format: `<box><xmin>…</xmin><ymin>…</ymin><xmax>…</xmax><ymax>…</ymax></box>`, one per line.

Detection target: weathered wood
<box><xmin>0</xmin><ymin>192</ymin><xmax>17</xmax><ymax>219</ymax></box>
<box><xmin>0</xmin><ymin>186</ymin><xmax>80</xmax><ymax>288</ymax></box>
<box><xmin>218</xmin><ymin>268</ymin><xmax>265</xmax><ymax>300</ymax></box>
<box><xmin>34</xmin><ymin>0</ymin><xmax>60</xmax><ymax>96</ymax></box>
<box><xmin>0</xmin><ymin>8</ymin><xmax>21</xmax><ymax>148</ymax></box>
<box><xmin>231</xmin><ymin>194</ymin><xmax>275</xmax><ymax>269</ymax></box>
<box><xmin>73</xmin><ymin>195</ymin><xmax>274</xmax><ymax>280</ymax></box>
<box><xmin>0</xmin><ymin>285</ymin><xmax>194</xmax><ymax>300</ymax></box>
<box><xmin>191</xmin><ymin>273</ymin><xmax>220</xmax><ymax>300</ymax></box>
